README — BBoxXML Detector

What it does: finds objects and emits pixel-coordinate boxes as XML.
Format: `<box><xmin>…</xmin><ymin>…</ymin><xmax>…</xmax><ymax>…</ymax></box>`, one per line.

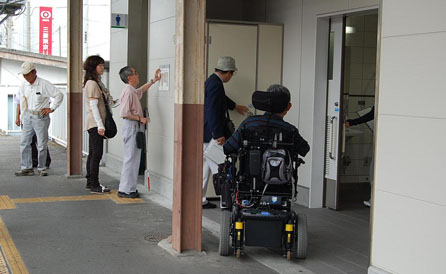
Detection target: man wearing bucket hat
<box><xmin>14</xmin><ymin>62</ymin><xmax>63</xmax><ymax>177</ymax></box>
<box><xmin>202</xmin><ymin>56</ymin><xmax>249</xmax><ymax>209</ymax></box>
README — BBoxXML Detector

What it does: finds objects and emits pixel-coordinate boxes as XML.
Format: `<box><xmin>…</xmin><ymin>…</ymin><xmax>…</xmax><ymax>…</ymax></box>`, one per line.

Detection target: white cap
<box><xmin>19</xmin><ymin>62</ymin><xmax>36</xmax><ymax>75</ymax></box>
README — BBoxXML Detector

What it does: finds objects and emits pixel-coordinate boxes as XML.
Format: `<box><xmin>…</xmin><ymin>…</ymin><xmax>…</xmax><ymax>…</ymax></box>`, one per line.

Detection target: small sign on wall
<box><xmin>159</xmin><ymin>64</ymin><xmax>170</xmax><ymax>91</ymax></box>
<box><xmin>111</xmin><ymin>13</ymin><xmax>127</xmax><ymax>29</ymax></box>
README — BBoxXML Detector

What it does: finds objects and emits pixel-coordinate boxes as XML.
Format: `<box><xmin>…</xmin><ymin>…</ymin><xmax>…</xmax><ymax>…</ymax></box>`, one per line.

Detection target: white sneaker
<box><xmin>363</xmin><ymin>200</ymin><xmax>371</xmax><ymax>207</ymax></box>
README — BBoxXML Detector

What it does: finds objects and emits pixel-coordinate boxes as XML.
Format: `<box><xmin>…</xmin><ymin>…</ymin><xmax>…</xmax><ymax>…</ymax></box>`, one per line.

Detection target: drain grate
<box><xmin>144</xmin><ymin>234</ymin><xmax>170</xmax><ymax>242</ymax></box>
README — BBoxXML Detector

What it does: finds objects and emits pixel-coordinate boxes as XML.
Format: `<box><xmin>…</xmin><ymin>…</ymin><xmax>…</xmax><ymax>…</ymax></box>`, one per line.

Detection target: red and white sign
<box><xmin>39</xmin><ymin>7</ymin><xmax>52</xmax><ymax>55</ymax></box>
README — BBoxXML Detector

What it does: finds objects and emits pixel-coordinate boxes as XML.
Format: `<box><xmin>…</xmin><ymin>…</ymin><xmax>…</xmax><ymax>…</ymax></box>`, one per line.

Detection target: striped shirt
<box><xmin>223</xmin><ymin>113</ymin><xmax>310</xmax><ymax>157</ymax></box>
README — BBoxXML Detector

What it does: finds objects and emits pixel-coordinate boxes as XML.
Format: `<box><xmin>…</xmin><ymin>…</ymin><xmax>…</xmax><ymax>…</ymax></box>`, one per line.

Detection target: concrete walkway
<box><xmin>0</xmin><ymin>135</ymin><xmax>371</xmax><ymax>274</ymax></box>
<box><xmin>0</xmin><ymin>135</ymin><xmax>278</xmax><ymax>274</ymax></box>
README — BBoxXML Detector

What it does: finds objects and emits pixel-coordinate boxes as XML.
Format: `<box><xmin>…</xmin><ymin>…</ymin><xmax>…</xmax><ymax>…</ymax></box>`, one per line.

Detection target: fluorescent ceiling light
<box><xmin>345</xmin><ymin>26</ymin><xmax>356</xmax><ymax>34</ymax></box>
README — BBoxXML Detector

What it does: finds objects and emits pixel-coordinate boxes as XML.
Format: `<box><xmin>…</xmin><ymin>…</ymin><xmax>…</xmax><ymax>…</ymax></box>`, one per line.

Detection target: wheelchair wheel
<box><xmin>295</xmin><ymin>213</ymin><xmax>308</xmax><ymax>259</ymax></box>
<box><xmin>219</xmin><ymin>210</ymin><xmax>232</xmax><ymax>256</ymax></box>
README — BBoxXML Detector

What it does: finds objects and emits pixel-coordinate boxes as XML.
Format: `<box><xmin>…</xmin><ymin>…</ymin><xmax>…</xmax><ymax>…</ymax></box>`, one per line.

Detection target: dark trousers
<box><xmin>31</xmin><ymin>134</ymin><xmax>51</xmax><ymax>168</ymax></box>
<box><xmin>86</xmin><ymin>128</ymin><xmax>104</xmax><ymax>187</ymax></box>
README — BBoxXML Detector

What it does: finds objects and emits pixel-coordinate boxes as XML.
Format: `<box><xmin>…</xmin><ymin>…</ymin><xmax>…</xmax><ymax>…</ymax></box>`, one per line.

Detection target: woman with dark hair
<box><xmin>83</xmin><ymin>55</ymin><xmax>114</xmax><ymax>193</ymax></box>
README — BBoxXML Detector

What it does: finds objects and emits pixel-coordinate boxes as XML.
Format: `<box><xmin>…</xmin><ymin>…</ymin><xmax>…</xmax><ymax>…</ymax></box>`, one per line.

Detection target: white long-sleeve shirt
<box><xmin>18</xmin><ymin>76</ymin><xmax>63</xmax><ymax>112</ymax></box>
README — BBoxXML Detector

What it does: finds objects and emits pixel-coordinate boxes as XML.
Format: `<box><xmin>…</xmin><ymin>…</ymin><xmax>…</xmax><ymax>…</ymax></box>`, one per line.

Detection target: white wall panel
<box><xmin>147</xmin><ymin>96</ymin><xmax>174</xmax><ymax>140</ymax></box>
<box><xmin>146</xmin><ymin>134</ymin><xmax>174</xmax><ymax>179</ymax></box>
<box><xmin>375</xmin><ymin>115</ymin><xmax>446</xmax><ymax>206</ymax></box>
<box><xmin>149</xmin><ymin>17</ymin><xmax>176</xmax><ymax>60</ymax></box>
<box><xmin>111</xmin><ymin>0</ymin><xmax>127</xmax><ymax>13</ymax></box>
<box><xmin>150</xmin><ymin>0</ymin><xmax>176</xmax><ymax>23</ymax></box>
<box><xmin>371</xmin><ymin>191</ymin><xmax>446</xmax><ymax>274</ymax></box>
<box><xmin>382</xmin><ymin>0</ymin><xmax>446</xmax><ymax>37</ymax></box>
<box><xmin>148</xmin><ymin>2</ymin><xmax>176</xmax><ymax>189</ymax></box>
<box><xmin>303</xmin><ymin>0</ymin><xmax>349</xmax><ymax>15</ymax></box>
<box><xmin>379</xmin><ymin>32</ymin><xmax>446</xmax><ymax>119</ymax></box>
<box><xmin>266</xmin><ymin>0</ymin><xmax>302</xmax><ymax>128</ymax></box>
<box><xmin>348</xmin><ymin>0</ymin><xmax>378</xmax><ymax>10</ymax></box>
<box><xmin>371</xmin><ymin>1</ymin><xmax>446</xmax><ymax>273</ymax></box>
<box><xmin>107</xmin><ymin>0</ymin><xmax>129</xmax><ymax>161</ymax></box>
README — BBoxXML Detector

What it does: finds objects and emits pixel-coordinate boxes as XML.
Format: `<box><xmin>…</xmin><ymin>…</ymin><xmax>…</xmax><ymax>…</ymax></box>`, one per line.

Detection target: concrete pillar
<box><xmin>172</xmin><ymin>0</ymin><xmax>206</xmax><ymax>252</ymax></box>
<box><xmin>67</xmin><ymin>0</ymin><xmax>83</xmax><ymax>176</ymax></box>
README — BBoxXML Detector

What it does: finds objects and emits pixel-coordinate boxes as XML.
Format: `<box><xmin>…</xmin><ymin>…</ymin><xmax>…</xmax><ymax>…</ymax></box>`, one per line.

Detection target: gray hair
<box><xmin>119</xmin><ymin>66</ymin><xmax>133</xmax><ymax>84</ymax></box>
<box><xmin>267</xmin><ymin>84</ymin><xmax>291</xmax><ymax>102</ymax></box>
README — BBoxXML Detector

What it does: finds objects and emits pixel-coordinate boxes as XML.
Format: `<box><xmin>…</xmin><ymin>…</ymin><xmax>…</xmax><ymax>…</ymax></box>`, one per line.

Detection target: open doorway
<box><xmin>324</xmin><ymin>11</ymin><xmax>378</xmax><ymax>210</ymax></box>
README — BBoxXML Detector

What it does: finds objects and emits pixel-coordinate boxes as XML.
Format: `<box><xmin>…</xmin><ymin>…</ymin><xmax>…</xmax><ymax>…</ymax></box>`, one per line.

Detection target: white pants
<box><xmin>20</xmin><ymin>112</ymin><xmax>50</xmax><ymax>171</ymax></box>
<box><xmin>119</xmin><ymin>119</ymin><xmax>143</xmax><ymax>194</ymax></box>
<box><xmin>202</xmin><ymin>142</ymin><xmax>219</xmax><ymax>204</ymax></box>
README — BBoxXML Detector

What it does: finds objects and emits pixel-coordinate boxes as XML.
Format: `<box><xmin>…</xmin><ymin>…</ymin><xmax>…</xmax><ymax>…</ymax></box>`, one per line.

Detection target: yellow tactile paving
<box><xmin>0</xmin><ymin>196</ymin><xmax>15</xmax><ymax>210</ymax></box>
<box><xmin>109</xmin><ymin>190</ymin><xmax>144</xmax><ymax>204</ymax></box>
<box><xmin>12</xmin><ymin>195</ymin><xmax>109</xmax><ymax>204</ymax></box>
<box><xmin>0</xmin><ymin>192</ymin><xmax>144</xmax><ymax>210</ymax></box>
<box><xmin>0</xmin><ymin>247</ymin><xmax>10</xmax><ymax>274</ymax></box>
<box><xmin>0</xmin><ymin>218</ymin><xmax>28</xmax><ymax>274</ymax></box>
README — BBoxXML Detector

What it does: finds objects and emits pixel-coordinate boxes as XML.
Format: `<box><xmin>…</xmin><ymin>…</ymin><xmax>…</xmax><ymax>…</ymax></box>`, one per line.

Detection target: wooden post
<box><xmin>67</xmin><ymin>0</ymin><xmax>83</xmax><ymax>176</ymax></box>
<box><xmin>172</xmin><ymin>0</ymin><xmax>206</xmax><ymax>252</ymax></box>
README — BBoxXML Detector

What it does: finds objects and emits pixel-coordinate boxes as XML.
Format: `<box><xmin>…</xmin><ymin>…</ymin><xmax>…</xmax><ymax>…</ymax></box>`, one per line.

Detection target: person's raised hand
<box><xmin>153</xmin><ymin>69</ymin><xmax>161</xmax><ymax>82</ymax></box>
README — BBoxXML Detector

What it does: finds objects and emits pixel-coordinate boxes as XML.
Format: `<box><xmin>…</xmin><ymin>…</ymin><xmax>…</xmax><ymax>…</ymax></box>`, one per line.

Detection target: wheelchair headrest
<box><xmin>252</xmin><ymin>90</ymin><xmax>290</xmax><ymax>113</ymax></box>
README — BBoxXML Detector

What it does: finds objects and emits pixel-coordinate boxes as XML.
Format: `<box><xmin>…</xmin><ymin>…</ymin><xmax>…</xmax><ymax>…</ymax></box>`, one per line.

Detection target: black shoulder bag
<box><xmin>98</xmin><ymin>83</ymin><xmax>117</xmax><ymax>139</ymax></box>
<box><xmin>224</xmin><ymin>109</ymin><xmax>235</xmax><ymax>139</ymax></box>
<box><xmin>136</xmin><ymin>108</ymin><xmax>147</xmax><ymax>150</ymax></box>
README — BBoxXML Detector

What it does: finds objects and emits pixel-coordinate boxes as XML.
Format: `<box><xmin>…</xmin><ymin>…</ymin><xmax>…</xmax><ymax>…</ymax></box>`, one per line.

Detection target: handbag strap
<box><xmin>96</xmin><ymin>81</ymin><xmax>111</xmax><ymax>113</ymax></box>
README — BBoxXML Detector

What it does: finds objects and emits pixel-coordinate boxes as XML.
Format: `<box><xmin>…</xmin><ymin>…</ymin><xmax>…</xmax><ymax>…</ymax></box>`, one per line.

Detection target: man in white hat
<box><xmin>202</xmin><ymin>56</ymin><xmax>249</xmax><ymax>208</ymax></box>
<box><xmin>15</xmin><ymin>62</ymin><xmax>63</xmax><ymax>176</ymax></box>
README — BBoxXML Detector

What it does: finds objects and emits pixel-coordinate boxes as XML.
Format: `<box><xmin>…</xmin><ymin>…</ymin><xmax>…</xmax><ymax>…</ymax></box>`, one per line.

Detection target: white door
<box><xmin>324</xmin><ymin>16</ymin><xmax>345</xmax><ymax>210</ymax></box>
<box><xmin>207</xmin><ymin>23</ymin><xmax>257</xmax><ymax>127</ymax></box>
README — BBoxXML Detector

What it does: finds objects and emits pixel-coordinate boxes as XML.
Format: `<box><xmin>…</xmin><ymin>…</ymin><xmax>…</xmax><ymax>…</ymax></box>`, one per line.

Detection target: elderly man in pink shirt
<box><xmin>118</xmin><ymin>66</ymin><xmax>161</xmax><ymax>198</ymax></box>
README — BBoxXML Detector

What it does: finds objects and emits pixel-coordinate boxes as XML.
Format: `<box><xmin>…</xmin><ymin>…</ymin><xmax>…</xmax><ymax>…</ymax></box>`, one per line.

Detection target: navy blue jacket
<box><xmin>204</xmin><ymin>73</ymin><xmax>236</xmax><ymax>142</ymax></box>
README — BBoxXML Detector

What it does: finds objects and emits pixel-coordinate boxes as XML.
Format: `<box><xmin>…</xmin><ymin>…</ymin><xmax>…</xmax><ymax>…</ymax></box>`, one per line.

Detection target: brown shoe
<box><xmin>15</xmin><ymin>169</ymin><xmax>34</xmax><ymax>176</ymax></box>
<box><xmin>39</xmin><ymin>169</ymin><xmax>48</xmax><ymax>176</ymax></box>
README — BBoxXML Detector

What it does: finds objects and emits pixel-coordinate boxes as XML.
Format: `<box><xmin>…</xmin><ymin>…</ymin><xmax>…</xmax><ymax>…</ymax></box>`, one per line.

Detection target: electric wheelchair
<box><xmin>214</xmin><ymin>90</ymin><xmax>308</xmax><ymax>260</ymax></box>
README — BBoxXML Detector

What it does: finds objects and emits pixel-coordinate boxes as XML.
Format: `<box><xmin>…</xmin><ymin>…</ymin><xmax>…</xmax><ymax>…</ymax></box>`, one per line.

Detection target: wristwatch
<box><xmin>150</xmin><ymin>79</ymin><xmax>154</xmax><ymax>84</ymax></box>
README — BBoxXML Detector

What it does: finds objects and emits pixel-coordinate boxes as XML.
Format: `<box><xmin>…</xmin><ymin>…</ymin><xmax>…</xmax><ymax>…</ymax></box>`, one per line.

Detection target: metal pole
<box><xmin>26</xmin><ymin>1</ymin><xmax>30</xmax><ymax>51</ymax></box>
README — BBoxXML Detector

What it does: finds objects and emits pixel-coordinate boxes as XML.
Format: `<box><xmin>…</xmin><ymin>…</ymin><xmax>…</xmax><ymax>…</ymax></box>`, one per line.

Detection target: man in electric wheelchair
<box><xmin>214</xmin><ymin>84</ymin><xmax>310</xmax><ymax>260</ymax></box>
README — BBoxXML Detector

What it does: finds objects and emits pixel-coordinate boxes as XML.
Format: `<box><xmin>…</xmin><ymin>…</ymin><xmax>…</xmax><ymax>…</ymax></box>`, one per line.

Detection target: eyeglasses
<box><xmin>229</xmin><ymin>71</ymin><xmax>237</xmax><ymax>76</ymax></box>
